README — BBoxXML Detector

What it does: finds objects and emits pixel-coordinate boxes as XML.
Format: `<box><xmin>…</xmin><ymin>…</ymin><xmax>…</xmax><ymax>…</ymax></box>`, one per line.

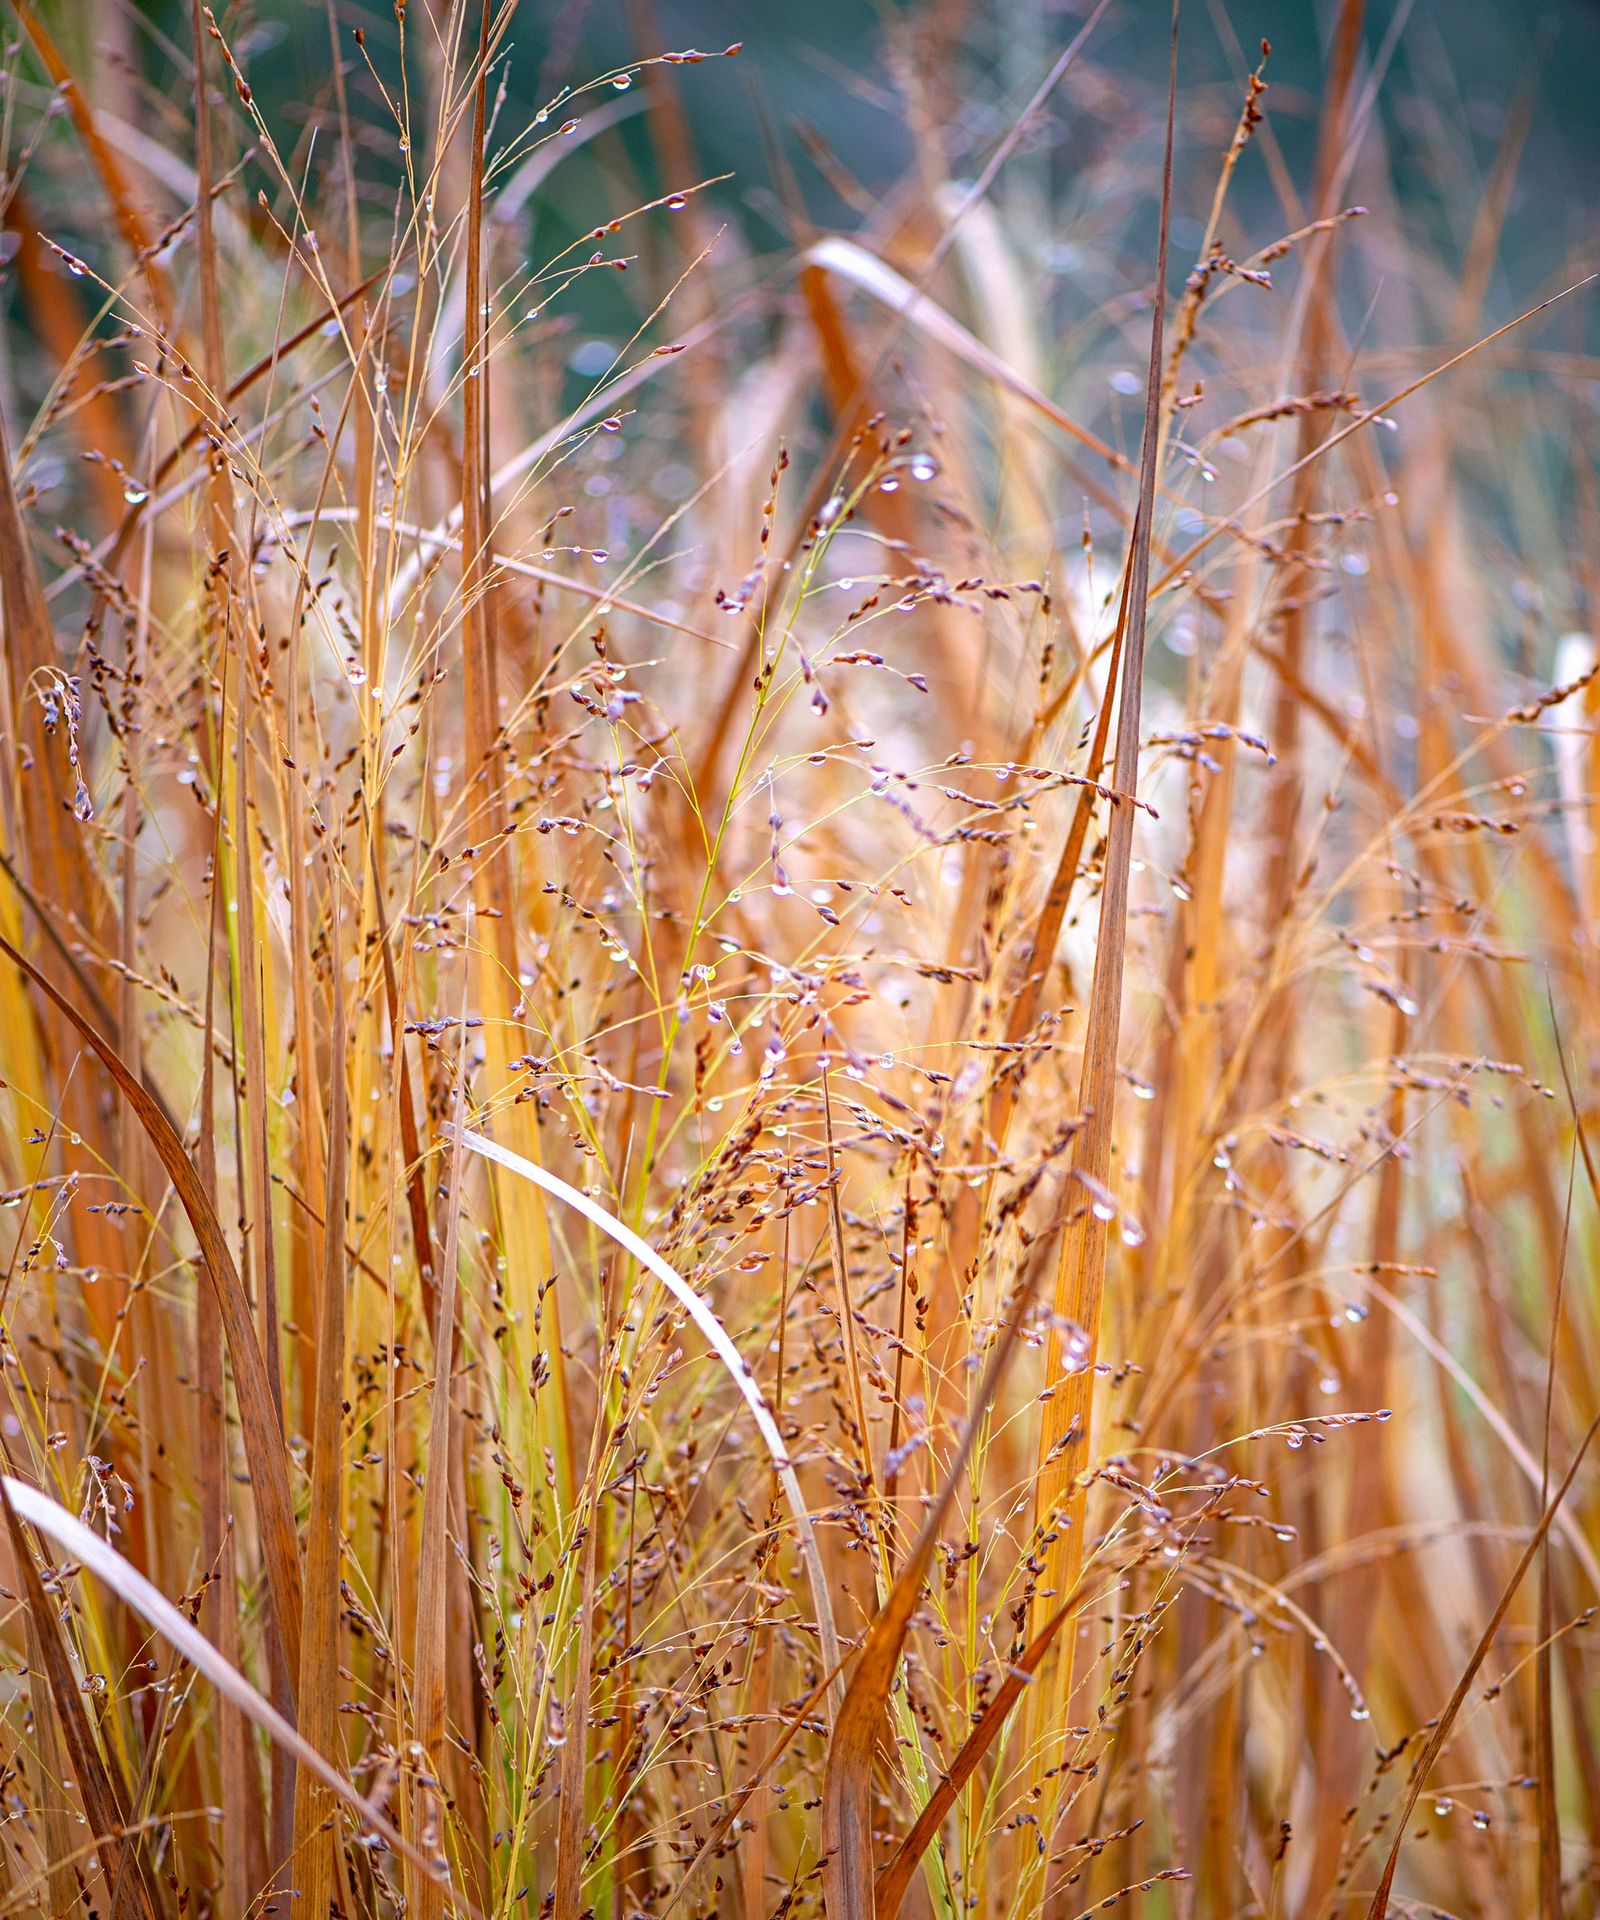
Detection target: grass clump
<box><xmin>0</xmin><ymin>3</ymin><xmax>1595</xmax><ymax>1917</ymax></box>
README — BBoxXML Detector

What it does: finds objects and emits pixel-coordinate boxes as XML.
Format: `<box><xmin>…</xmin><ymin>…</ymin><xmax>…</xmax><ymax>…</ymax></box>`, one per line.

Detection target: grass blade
<box><xmin>1027</xmin><ymin>0</ymin><xmax>1181</xmax><ymax>1764</ymax></box>
<box><xmin>1</xmin><ymin>1473</ymin><xmax>156</xmax><ymax>1920</ymax></box>
<box><xmin>453</xmin><ymin>1125</ymin><xmax>845</xmax><ymax>1706</ymax></box>
<box><xmin>0</xmin><ymin>1475</ymin><xmax>469</xmax><ymax>1911</ymax></box>
<box><xmin>0</xmin><ymin>931</ymin><xmax>304</xmax><ymax>1686</ymax></box>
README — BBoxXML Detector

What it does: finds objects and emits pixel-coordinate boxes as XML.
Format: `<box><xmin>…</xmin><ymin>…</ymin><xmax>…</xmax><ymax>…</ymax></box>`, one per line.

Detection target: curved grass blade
<box><xmin>0</xmin><ymin>1477</ymin><xmax>157</xmax><ymax>1920</ymax></box>
<box><xmin>453</xmin><ymin>1125</ymin><xmax>844</xmax><ymax>1704</ymax></box>
<box><xmin>0</xmin><ymin>930</ymin><xmax>304</xmax><ymax>1686</ymax></box>
<box><xmin>0</xmin><ymin>1475</ymin><xmax>477</xmax><ymax>1916</ymax></box>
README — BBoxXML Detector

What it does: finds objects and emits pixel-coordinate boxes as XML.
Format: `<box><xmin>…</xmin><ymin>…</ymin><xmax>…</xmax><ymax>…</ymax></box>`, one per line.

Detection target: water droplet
<box><xmin>1471</xmin><ymin>1810</ymin><xmax>1490</xmax><ymax>1831</ymax></box>
<box><xmin>1349</xmin><ymin>1705</ymin><xmax>1369</xmax><ymax>1722</ymax></box>
<box><xmin>1432</xmin><ymin>1798</ymin><xmax>1453</xmax><ymax>1818</ymax></box>
<box><xmin>1343</xmin><ymin>1303</ymin><xmax>1368</xmax><ymax>1324</ymax></box>
<box><xmin>665</xmin><ymin>194</ymin><xmax>687</xmax><ymax>211</ymax></box>
<box><xmin>908</xmin><ymin>453</ymin><xmax>939</xmax><ymax>482</ymax></box>
<box><xmin>611</xmin><ymin>72</ymin><xmax>632</xmax><ymax>90</ymax></box>
<box><xmin>122</xmin><ymin>482</ymin><xmax>149</xmax><ymax>505</ymax></box>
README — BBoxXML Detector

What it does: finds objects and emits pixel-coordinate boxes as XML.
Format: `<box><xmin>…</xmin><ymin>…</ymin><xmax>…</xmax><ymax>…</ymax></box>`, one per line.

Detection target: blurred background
<box><xmin>16</xmin><ymin>0</ymin><xmax>1600</xmax><ymax>398</ymax></box>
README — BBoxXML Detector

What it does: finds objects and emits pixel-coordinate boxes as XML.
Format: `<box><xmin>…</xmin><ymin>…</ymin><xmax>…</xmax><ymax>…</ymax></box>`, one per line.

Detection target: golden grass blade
<box><xmin>187</xmin><ymin>8</ymin><xmax>268</xmax><ymax>1898</ymax></box>
<box><xmin>369</xmin><ymin>823</ymin><xmax>440</xmax><ymax>1322</ymax></box>
<box><xmin>292</xmin><ymin>899</ymin><xmax>351</xmax><ymax>1916</ymax></box>
<box><xmin>822</xmin><ymin>1065</ymin><xmax>876</xmax><ymax>1494</ymax></box>
<box><xmin>456</xmin><ymin>0</ymin><xmax>574</xmax><ymax>1532</ymax></box>
<box><xmin>553</xmin><ymin>1505</ymin><xmax>599</xmax><ymax>1920</ymax></box>
<box><xmin>1027</xmin><ymin>1</ymin><xmax>1180</xmax><ymax>1760</ymax></box>
<box><xmin>411</xmin><ymin>1049</ymin><xmax>468</xmax><ymax>1920</ymax></box>
<box><xmin>0</xmin><ymin>405</ymin><xmax>109</xmax><ymax>985</ymax></box>
<box><xmin>0</xmin><ymin>932</ymin><xmax>305</xmax><ymax>1686</ymax></box>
